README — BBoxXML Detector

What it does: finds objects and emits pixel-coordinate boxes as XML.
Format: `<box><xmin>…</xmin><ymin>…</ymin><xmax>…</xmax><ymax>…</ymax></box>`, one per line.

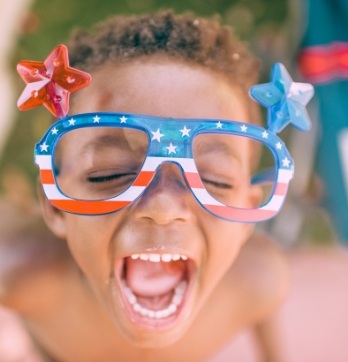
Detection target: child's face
<box><xmin>42</xmin><ymin>58</ymin><xmax>259</xmax><ymax>347</ymax></box>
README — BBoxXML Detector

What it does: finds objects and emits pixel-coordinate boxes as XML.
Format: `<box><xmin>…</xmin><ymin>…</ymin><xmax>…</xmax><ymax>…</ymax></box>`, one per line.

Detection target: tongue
<box><xmin>125</xmin><ymin>258</ymin><xmax>186</xmax><ymax>297</ymax></box>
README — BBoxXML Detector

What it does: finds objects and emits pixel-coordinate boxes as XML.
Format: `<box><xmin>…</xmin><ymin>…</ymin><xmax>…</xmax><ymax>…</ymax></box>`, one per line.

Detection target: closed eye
<box><xmin>87</xmin><ymin>172</ymin><xmax>137</xmax><ymax>183</ymax></box>
<box><xmin>201</xmin><ymin>177</ymin><xmax>233</xmax><ymax>189</ymax></box>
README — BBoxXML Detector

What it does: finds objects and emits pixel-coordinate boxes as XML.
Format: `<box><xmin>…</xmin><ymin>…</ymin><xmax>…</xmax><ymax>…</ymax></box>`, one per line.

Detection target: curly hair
<box><xmin>69</xmin><ymin>11</ymin><xmax>260</xmax><ymax>93</ymax></box>
<box><xmin>68</xmin><ymin>10</ymin><xmax>261</xmax><ymax>123</ymax></box>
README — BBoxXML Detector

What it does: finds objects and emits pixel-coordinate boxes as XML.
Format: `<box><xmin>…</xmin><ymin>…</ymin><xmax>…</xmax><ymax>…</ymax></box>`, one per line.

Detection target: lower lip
<box><xmin>114</xmin><ymin>259</ymin><xmax>195</xmax><ymax>330</ymax></box>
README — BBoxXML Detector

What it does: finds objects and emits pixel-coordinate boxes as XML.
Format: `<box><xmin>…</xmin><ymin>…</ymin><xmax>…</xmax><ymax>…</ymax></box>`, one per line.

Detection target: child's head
<box><xmin>17</xmin><ymin>9</ymin><xmax>312</xmax><ymax>349</ymax></box>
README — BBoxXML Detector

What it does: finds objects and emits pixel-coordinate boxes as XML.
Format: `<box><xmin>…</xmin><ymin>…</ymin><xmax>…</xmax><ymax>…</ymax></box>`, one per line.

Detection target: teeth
<box><xmin>161</xmin><ymin>254</ymin><xmax>172</xmax><ymax>262</ymax></box>
<box><xmin>130</xmin><ymin>253</ymin><xmax>188</xmax><ymax>262</ymax></box>
<box><xmin>124</xmin><ymin>286</ymin><xmax>137</xmax><ymax>305</ymax></box>
<box><xmin>148</xmin><ymin>254</ymin><xmax>161</xmax><ymax>262</ymax></box>
<box><xmin>123</xmin><ymin>281</ymin><xmax>187</xmax><ymax>320</ymax></box>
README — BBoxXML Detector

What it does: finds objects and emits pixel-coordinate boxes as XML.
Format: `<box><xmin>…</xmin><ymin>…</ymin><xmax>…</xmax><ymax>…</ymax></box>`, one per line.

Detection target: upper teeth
<box><xmin>130</xmin><ymin>253</ymin><xmax>188</xmax><ymax>262</ymax></box>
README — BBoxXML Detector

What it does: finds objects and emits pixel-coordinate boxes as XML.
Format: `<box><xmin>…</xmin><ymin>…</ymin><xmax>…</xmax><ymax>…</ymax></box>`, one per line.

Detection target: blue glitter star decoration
<box><xmin>249</xmin><ymin>63</ymin><xmax>314</xmax><ymax>134</ymax></box>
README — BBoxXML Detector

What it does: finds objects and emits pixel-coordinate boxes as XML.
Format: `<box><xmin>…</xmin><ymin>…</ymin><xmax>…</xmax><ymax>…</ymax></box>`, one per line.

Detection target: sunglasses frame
<box><xmin>35</xmin><ymin>112</ymin><xmax>294</xmax><ymax>222</ymax></box>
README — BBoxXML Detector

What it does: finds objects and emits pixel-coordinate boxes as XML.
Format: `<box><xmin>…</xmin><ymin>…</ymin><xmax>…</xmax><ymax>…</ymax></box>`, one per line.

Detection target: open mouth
<box><xmin>115</xmin><ymin>253</ymin><xmax>196</xmax><ymax>329</ymax></box>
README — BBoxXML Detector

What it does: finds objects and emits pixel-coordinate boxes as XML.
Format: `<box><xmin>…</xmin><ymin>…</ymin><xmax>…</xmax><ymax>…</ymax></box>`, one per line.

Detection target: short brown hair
<box><xmin>68</xmin><ymin>10</ymin><xmax>261</xmax><ymax>123</ymax></box>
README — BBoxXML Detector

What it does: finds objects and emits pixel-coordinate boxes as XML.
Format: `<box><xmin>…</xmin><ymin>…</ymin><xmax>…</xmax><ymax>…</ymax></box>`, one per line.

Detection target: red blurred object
<box><xmin>17</xmin><ymin>44</ymin><xmax>92</xmax><ymax>118</ymax></box>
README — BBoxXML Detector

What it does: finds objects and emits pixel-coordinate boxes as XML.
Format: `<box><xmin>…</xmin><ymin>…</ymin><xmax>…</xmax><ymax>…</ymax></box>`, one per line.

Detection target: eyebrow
<box><xmin>82</xmin><ymin>135</ymin><xmax>129</xmax><ymax>152</ymax></box>
<box><xmin>81</xmin><ymin>132</ymin><xmax>148</xmax><ymax>154</ymax></box>
<box><xmin>55</xmin><ymin>135</ymin><xmax>125</xmax><ymax>173</ymax></box>
<box><xmin>194</xmin><ymin>139</ymin><xmax>242</xmax><ymax>162</ymax></box>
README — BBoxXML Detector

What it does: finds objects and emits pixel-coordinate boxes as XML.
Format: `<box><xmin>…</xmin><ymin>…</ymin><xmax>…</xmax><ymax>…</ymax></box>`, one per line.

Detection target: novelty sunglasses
<box><xmin>17</xmin><ymin>45</ymin><xmax>314</xmax><ymax>222</ymax></box>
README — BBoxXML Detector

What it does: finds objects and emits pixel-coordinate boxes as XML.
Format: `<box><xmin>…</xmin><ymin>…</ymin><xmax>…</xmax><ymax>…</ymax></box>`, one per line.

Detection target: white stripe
<box><xmin>43</xmin><ymin>184</ymin><xmax>146</xmax><ymax>202</ymax></box>
<box><xmin>193</xmin><ymin>188</ymin><xmax>285</xmax><ymax>211</ymax></box>
<box><xmin>43</xmin><ymin>184</ymin><xmax>69</xmax><ymax>199</ymax></box>
<box><xmin>36</xmin><ymin>155</ymin><xmax>52</xmax><ymax>169</ymax></box>
<box><xmin>191</xmin><ymin>188</ymin><xmax>226</xmax><ymax>206</ymax></box>
<box><xmin>278</xmin><ymin>169</ymin><xmax>293</xmax><ymax>183</ymax></box>
<box><xmin>142</xmin><ymin>157</ymin><xmax>197</xmax><ymax>172</ymax></box>
<box><xmin>260</xmin><ymin>195</ymin><xmax>284</xmax><ymax>211</ymax></box>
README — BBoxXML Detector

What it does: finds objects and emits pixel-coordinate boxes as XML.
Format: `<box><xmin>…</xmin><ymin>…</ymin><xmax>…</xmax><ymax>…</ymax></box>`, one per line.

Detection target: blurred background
<box><xmin>0</xmin><ymin>0</ymin><xmax>339</xmax><ymax>246</ymax></box>
<box><xmin>1</xmin><ymin>0</ymin><xmax>348</xmax><ymax>361</ymax></box>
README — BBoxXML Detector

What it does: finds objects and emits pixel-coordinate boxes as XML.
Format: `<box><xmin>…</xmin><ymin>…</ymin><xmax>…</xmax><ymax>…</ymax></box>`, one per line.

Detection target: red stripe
<box><xmin>204</xmin><ymin>205</ymin><xmax>276</xmax><ymax>222</ymax></box>
<box><xmin>41</xmin><ymin>169</ymin><xmax>55</xmax><ymax>184</ymax></box>
<box><xmin>50</xmin><ymin>199</ymin><xmax>131</xmax><ymax>214</ymax></box>
<box><xmin>274</xmin><ymin>183</ymin><xmax>288</xmax><ymax>196</ymax></box>
<box><xmin>133</xmin><ymin>171</ymin><xmax>154</xmax><ymax>186</ymax></box>
<box><xmin>185</xmin><ymin>172</ymin><xmax>204</xmax><ymax>188</ymax></box>
<box><xmin>131</xmin><ymin>171</ymin><xmax>205</xmax><ymax>188</ymax></box>
<box><xmin>298</xmin><ymin>42</ymin><xmax>348</xmax><ymax>83</ymax></box>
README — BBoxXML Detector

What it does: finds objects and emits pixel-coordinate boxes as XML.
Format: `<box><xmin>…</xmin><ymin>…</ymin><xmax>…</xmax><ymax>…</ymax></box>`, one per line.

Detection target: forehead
<box><xmin>71</xmin><ymin>58</ymin><xmax>249</xmax><ymax>122</ymax></box>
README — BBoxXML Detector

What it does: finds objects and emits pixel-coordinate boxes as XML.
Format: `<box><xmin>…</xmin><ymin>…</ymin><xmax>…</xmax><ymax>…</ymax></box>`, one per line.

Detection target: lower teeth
<box><xmin>124</xmin><ymin>281</ymin><xmax>187</xmax><ymax>319</ymax></box>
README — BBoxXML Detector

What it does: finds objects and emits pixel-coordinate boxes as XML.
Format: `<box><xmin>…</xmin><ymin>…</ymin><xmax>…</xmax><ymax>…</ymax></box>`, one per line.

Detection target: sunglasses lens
<box><xmin>52</xmin><ymin>126</ymin><xmax>278</xmax><ymax>209</ymax></box>
<box><xmin>53</xmin><ymin>127</ymin><xmax>148</xmax><ymax>200</ymax></box>
<box><xmin>193</xmin><ymin>133</ymin><xmax>277</xmax><ymax>209</ymax></box>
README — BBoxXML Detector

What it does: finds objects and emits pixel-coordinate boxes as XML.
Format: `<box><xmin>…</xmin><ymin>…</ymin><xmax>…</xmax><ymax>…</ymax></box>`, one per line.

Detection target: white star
<box><xmin>166</xmin><ymin>143</ymin><xmax>177</xmax><ymax>154</ymax></box>
<box><xmin>276</xmin><ymin>142</ymin><xmax>283</xmax><ymax>150</ymax></box>
<box><xmin>180</xmin><ymin>126</ymin><xmax>191</xmax><ymax>137</ymax></box>
<box><xmin>151</xmin><ymin>128</ymin><xmax>164</xmax><ymax>142</ymax></box>
<box><xmin>240</xmin><ymin>124</ymin><xmax>248</xmax><ymax>132</ymax></box>
<box><xmin>120</xmin><ymin>116</ymin><xmax>127</xmax><ymax>123</ymax></box>
<box><xmin>40</xmin><ymin>142</ymin><xmax>49</xmax><ymax>152</ymax></box>
<box><xmin>262</xmin><ymin>130</ymin><xmax>269</xmax><ymax>139</ymax></box>
<box><xmin>216</xmin><ymin>121</ymin><xmax>223</xmax><ymax>129</ymax></box>
<box><xmin>68</xmin><ymin>118</ymin><xmax>76</xmax><ymax>126</ymax></box>
<box><xmin>51</xmin><ymin>127</ymin><xmax>58</xmax><ymax>135</ymax></box>
<box><xmin>282</xmin><ymin>157</ymin><xmax>291</xmax><ymax>167</ymax></box>
<box><xmin>93</xmin><ymin>115</ymin><xmax>100</xmax><ymax>123</ymax></box>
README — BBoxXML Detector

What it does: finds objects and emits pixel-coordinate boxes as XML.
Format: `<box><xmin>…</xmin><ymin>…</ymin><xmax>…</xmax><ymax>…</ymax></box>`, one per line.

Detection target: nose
<box><xmin>131</xmin><ymin>162</ymin><xmax>196</xmax><ymax>224</ymax></box>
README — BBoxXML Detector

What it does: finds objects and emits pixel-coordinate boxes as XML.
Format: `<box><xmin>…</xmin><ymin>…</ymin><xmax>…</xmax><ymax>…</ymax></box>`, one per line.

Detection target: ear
<box><xmin>37</xmin><ymin>180</ymin><xmax>67</xmax><ymax>240</ymax></box>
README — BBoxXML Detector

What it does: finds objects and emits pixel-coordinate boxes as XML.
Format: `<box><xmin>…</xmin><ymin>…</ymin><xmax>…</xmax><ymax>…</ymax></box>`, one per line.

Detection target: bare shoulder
<box><xmin>0</xmin><ymin>201</ymin><xmax>72</xmax><ymax>313</ymax></box>
<box><xmin>222</xmin><ymin>229</ymin><xmax>290</xmax><ymax>325</ymax></box>
<box><xmin>0</xmin><ymin>306</ymin><xmax>43</xmax><ymax>362</ymax></box>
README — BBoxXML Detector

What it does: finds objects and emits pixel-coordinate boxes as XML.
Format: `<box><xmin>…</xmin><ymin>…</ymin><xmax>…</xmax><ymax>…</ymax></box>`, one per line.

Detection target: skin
<box><xmin>0</xmin><ymin>58</ymin><xmax>289</xmax><ymax>362</ymax></box>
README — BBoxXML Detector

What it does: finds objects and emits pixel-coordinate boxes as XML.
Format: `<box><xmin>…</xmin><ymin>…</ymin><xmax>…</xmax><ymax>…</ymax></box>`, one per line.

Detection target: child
<box><xmin>12</xmin><ymin>9</ymin><xmax>313</xmax><ymax>361</ymax></box>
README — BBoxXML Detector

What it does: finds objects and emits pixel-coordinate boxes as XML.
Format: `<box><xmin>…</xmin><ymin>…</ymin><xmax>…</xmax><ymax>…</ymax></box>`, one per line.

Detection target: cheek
<box><xmin>214</xmin><ymin>220</ymin><xmax>252</xmax><ymax>247</ymax></box>
<box><xmin>64</xmin><ymin>215</ymin><xmax>115</xmax><ymax>282</ymax></box>
<box><xmin>205</xmin><ymin>221</ymin><xmax>253</xmax><ymax>276</ymax></box>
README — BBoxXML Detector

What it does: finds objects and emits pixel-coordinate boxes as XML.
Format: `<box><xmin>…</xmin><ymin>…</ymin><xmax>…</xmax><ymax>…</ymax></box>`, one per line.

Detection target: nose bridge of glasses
<box><xmin>151</xmin><ymin>160</ymin><xmax>191</xmax><ymax>189</ymax></box>
<box><xmin>141</xmin><ymin>153</ymin><xmax>200</xmax><ymax>190</ymax></box>
<box><xmin>136</xmin><ymin>161</ymin><xmax>201</xmax><ymax>210</ymax></box>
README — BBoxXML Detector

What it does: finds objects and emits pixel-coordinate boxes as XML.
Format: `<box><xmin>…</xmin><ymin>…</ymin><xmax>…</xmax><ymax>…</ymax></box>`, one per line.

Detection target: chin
<box><xmin>121</xmin><ymin>323</ymin><xmax>190</xmax><ymax>349</ymax></box>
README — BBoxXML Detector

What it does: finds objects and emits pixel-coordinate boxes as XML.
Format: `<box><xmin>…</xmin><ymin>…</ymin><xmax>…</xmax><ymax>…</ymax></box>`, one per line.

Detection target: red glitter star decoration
<box><xmin>17</xmin><ymin>44</ymin><xmax>92</xmax><ymax>118</ymax></box>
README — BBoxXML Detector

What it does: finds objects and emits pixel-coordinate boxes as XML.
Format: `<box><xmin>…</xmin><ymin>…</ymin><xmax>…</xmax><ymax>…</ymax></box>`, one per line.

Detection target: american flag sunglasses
<box><xmin>35</xmin><ymin>112</ymin><xmax>294</xmax><ymax>222</ymax></box>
